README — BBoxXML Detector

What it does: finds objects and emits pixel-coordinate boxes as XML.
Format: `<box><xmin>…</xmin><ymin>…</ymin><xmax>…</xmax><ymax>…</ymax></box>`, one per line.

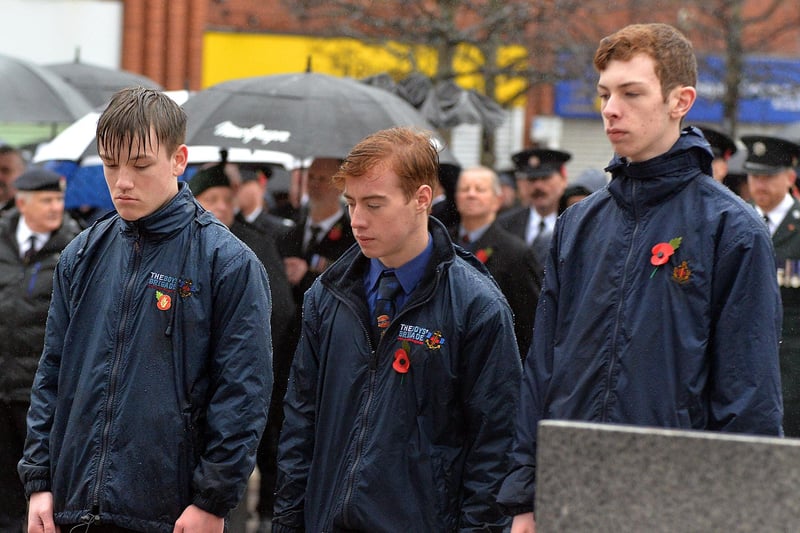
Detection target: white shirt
<box><xmin>304</xmin><ymin>207</ymin><xmax>344</xmax><ymax>250</ymax></box>
<box><xmin>525</xmin><ymin>209</ymin><xmax>557</xmax><ymax>246</ymax></box>
<box><xmin>16</xmin><ymin>217</ymin><xmax>49</xmax><ymax>258</ymax></box>
<box><xmin>758</xmin><ymin>193</ymin><xmax>794</xmax><ymax>236</ymax></box>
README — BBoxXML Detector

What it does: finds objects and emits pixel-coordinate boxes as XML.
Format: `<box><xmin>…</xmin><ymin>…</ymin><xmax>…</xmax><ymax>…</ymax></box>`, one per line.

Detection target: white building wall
<box><xmin>0</xmin><ymin>0</ymin><xmax>122</xmax><ymax>67</ymax></box>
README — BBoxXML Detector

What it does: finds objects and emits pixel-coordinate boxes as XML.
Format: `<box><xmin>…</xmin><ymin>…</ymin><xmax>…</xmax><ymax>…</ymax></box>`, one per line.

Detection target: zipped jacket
<box><xmin>497</xmin><ymin>128</ymin><xmax>783</xmax><ymax>514</ymax></box>
<box><xmin>273</xmin><ymin>218</ymin><xmax>522</xmax><ymax>532</ymax></box>
<box><xmin>19</xmin><ymin>184</ymin><xmax>273</xmax><ymax>532</ymax></box>
<box><xmin>0</xmin><ymin>211</ymin><xmax>80</xmax><ymax>402</ymax></box>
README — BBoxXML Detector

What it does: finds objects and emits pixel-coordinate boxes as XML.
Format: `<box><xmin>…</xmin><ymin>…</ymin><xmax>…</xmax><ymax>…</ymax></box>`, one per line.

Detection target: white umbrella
<box><xmin>34</xmin><ymin>90</ymin><xmax>191</xmax><ymax>164</ymax></box>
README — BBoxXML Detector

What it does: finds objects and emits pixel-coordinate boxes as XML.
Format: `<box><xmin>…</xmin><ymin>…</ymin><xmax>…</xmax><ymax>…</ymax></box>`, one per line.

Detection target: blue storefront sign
<box><xmin>556</xmin><ymin>55</ymin><xmax>800</xmax><ymax>124</ymax></box>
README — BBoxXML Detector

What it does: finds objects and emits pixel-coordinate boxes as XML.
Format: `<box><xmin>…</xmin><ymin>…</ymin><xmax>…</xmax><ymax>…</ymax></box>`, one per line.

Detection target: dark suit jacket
<box><xmin>496</xmin><ymin>205</ymin><xmax>530</xmax><ymax>244</ymax></box>
<box><xmin>771</xmin><ymin>198</ymin><xmax>800</xmax><ymax>436</ymax></box>
<box><xmin>453</xmin><ymin>221</ymin><xmax>542</xmax><ymax>358</ymax></box>
<box><xmin>236</xmin><ymin>209</ymin><xmax>296</xmax><ymax>241</ymax></box>
<box><xmin>279</xmin><ymin>210</ymin><xmax>356</xmax><ymax>306</ymax></box>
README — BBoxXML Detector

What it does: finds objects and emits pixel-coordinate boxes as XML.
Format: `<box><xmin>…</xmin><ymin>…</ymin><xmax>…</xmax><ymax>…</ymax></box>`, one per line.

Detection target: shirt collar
<box><xmin>367</xmin><ymin>233</ymin><xmax>433</xmax><ymax>295</ymax></box>
<box><xmin>16</xmin><ymin>216</ymin><xmax>47</xmax><ymax>251</ymax></box>
<box><xmin>760</xmin><ymin>193</ymin><xmax>794</xmax><ymax>227</ymax></box>
<box><xmin>306</xmin><ymin>207</ymin><xmax>344</xmax><ymax>238</ymax></box>
<box><xmin>459</xmin><ymin>222</ymin><xmax>491</xmax><ymax>244</ymax></box>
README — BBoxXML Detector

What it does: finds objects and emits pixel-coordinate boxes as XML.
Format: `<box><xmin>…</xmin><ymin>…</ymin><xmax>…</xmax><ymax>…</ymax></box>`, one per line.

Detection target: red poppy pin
<box><xmin>328</xmin><ymin>224</ymin><xmax>342</xmax><ymax>241</ymax></box>
<box><xmin>474</xmin><ymin>247</ymin><xmax>493</xmax><ymax>264</ymax></box>
<box><xmin>393</xmin><ymin>341</ymin><xmax>412</xmax><ymax>383</ymax></box>
<box><xmin>155</xmin><ymin>291</ymin><xmax>172</xmax><ymax>311</ymax></box>
<box><xmin>650</xmin><ymin>237</ymin><xmax>682</xmax><ymax>279</ymax></box>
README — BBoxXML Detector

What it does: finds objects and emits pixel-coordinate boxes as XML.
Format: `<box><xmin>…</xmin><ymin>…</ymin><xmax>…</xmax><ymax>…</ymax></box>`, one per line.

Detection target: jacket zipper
<box><xmin>602</xmin><ymin>180</ymin><xmax>638</xmax><ymax>420</ymax></box>
<box><xmin>335</xmin><ymin>268</ymin><xmax>442</xmax><ymax>527</ymax></box>
<box><xmin>91</xmin><ymin>234</ymin><xmax>143</xmax><ymax>512</ymax></box>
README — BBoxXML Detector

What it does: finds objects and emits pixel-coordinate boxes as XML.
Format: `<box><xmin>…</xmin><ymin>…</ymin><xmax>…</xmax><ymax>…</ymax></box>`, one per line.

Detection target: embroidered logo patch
<box><xmin>148</xmin><ymin>271</ymin><xmax>197</xmax><ymax>311</ymax></box>
<box><xmin>397</xmin><ymin>323</ymin><xmax>446</xmax><ymax>350</ymax></box>
<box><xmin>672</xmin><ymin>260</ymin><xmax>692</xmax><ymax>284</ymax></box>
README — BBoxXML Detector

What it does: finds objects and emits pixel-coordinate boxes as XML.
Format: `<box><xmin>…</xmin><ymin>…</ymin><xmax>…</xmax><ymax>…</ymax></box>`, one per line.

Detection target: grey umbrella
<box><xmin>0</xmin><ymin>53</ymin><xmax>92</xmax><ymax>123</ymax></box>
<box><xmin>45</xmin><ymin>60</ymin><xmax>163</xmax><ymax>108</ymax></box>
<box><xmin>182</xmin><ymin>72</ymin><xmax>458</xmax><ymax>163</ymax></box>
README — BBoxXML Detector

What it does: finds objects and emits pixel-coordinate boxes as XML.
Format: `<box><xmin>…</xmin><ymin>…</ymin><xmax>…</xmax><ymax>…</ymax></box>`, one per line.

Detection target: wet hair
<box><xmin>333</xmin><ymin>127</ymin><xmax>439</xmax><ymax>201</ymax></box>
<box><xmin>593</xmin><ymin>23</ymin><xmax>697</xmax><ymax>102</ymax></box>
<box><xmin>96</xmin><ymin>86</ymin><xmax>186</xmax><ymax>162</ymax></box>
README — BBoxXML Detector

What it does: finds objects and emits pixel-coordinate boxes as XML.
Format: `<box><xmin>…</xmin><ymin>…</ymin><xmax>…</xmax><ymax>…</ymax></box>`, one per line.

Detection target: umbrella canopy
<box><xmin>182</xmin><ymin>72</ymin><xmax>457</xmax><ymax>163</ymax></box>
<box><xmin>45</xmin><ymin>60</ymin><xmax>163</xmax><ymax>108</ymax></box>
<box><xmin>0</xmin><ymin>53</ymin><xmax>92</xmax><ymax>123</ymax></box>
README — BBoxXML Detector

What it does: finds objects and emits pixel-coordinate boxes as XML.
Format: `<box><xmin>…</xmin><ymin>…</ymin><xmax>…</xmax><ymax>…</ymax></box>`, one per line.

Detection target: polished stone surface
<box><xmin>536</xmin><ymin>421</ymin><xmax>800</xmax><ymax>532</ymax></box>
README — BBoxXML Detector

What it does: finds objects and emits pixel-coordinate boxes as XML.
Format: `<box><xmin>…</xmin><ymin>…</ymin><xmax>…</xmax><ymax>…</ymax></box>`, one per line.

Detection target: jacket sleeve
<box><xmin>708</xmin><ymin>220</ymin><xmax>783</xmax><ymax>435</ymax></box>
<box><xmin>271</xmin><ymin>285</ymin><xmax>322</xmax><ymax>532</ymax></box>
<box><xmin>496</xmin><ymin>232</ymin><xmax>560</xmax><ymax>516</ymax></box>
<box><xmin>457</xmin><ymin>283</ymin><xmax>523</xmax><ymax>531</ymax></box>
<box><xmin>18</xmin><ymin>254</ymin><xmax>72</xmax><ymax>496</ymax></box>
<box><xmin>192</xmin><ymin>249</ymin><xmax>273</xmax><ymax>516</ymax></box>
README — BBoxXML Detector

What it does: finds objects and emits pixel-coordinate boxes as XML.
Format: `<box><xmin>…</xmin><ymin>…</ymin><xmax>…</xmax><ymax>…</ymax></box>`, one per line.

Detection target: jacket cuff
<box><xmin>270</xmin><ymin>522</ymin><xmax>303</xmax><ymax>533</ymax></box>
<box><xmin>192</xmin><ymin>494</ymin><xmax>228</xmax><ymax>518</ymax></box>
<box><xmin>501</xmin><ymin>503</ymin><xmax>535</xmax><ymax>517</ymax></box>
<box><xmin>24</xmin><ymin>479</ymin><xmax>52</xmax><ymax>499</ymax></box>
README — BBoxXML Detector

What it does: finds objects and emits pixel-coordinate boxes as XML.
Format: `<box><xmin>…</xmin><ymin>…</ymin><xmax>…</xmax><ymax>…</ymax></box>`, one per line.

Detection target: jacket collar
<box><xmin>605</xmin><ymin>126</ymin><xmax>713</xmax><ymax>213</ymax></box>
<box><xmin>120</xmin><ymin>182</ymin><xmax>197</xmax><ymax>241</ymax></box>
<box><xmin>321</xmin><ymin>216</ymin><xmax>486</xmax><ymax>297</ymax></box>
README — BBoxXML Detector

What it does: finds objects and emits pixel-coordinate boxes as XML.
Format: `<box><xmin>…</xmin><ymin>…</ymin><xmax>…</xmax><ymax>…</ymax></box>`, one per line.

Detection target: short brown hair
<box><xmin>96</xmin><ymin>86</ymin><xmax>186</xmax><ymax>162</ymax></box>
<box><xmin>593</xmin><ymin>23</ymin><xmax>697</xmax><ymax>102</ymax></box>
<box><xmin>333</xmin><ymin>127</ymin><xmax>439</xmax><ymax>201</ymax></box>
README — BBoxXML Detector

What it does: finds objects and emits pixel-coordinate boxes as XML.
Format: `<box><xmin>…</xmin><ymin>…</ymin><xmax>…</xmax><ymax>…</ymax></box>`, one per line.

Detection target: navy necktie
<box><xmin>374</xmin><ymin>271</ymin><xmax>402</xmax><ymax>340</ymax></box>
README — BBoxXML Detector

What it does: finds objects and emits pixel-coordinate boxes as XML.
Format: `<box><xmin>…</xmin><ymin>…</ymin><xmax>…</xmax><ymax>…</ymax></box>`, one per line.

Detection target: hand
<box><xmin>173</xmin><ymin>504</ymin><xmax>224</xmax><ymax>533</ymax></box>
<box><xmin>283</xmin><ymin>256</ymin><xmax>309</xmax><ymax>285</ymax></box>
<box><xmin>510</xmin><ymin>512</ymin><xmax>536</xmax><ymax>533</ymax></box>
<box><xmin>28</xmin><ymin>491</ymin><xmax>60</xmax><ymax>533</ymax></box>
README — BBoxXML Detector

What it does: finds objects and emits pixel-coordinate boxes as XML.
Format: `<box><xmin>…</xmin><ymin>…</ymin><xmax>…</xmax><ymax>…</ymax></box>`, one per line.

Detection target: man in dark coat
<box><xmin>235</xmin><ymin>164</ymin><xmax>296</xmax><ymax>240</ymax></box>
<box><xmin>0</xmin><ymin>168</ymin><xmax>79</xmax><ymax>533</ymax></box>
<box><xmin>744</xmin><ymin>134</ymin><xmax>800</xmax><ymax>437</ymax></box>
<box><xmin>188</xmin><ymin>164</ymin><xmax>297</xmax><ymax>532</ymax></box>
<box><xmin>453</xmin><ymin>165</ymin><xmax>541</xmax><ymax>358</ymax></box>
<box><xmin>280</xmin><ymin>157</ymin><xmax>356</xmax><ymax>306</ymax></box>
<box><xmin>497</xmin><ymin>148</ymin><xmax>571</xmax><ymax>277</ymax></box>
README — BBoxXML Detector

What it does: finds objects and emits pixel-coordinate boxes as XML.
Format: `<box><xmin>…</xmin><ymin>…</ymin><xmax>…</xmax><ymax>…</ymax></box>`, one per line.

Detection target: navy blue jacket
<box><xmin>497</xmin><ymin>128</ymin><xmax>783</xmax><ymax>514</ymax></box>
<box><xmin>273</xmin><ymin>218</ymin><xmax>522</xmax><ymax>532</ymax></box>
<box><xmin>19</xmin><ymin>184</ymin><xmax>273</xmax><ymax>532</ymax></box>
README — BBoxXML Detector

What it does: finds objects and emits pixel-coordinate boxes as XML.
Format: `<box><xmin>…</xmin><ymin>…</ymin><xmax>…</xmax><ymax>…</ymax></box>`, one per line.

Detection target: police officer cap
<box><xmin>512</xmin><ymin>148</ymin><xmax>571</xmax><ymax>179</ymax></box>
<box><xmin>188</xmin><ymin>163</ymin><xmax>230</xmax><ymax>196</ymax></box>
<box><xmin>14</xmin><ymin>167</ymin><xmax>65</xmax><ymax>192</ymax></box>
<box><xmin>741</xmin><ymin>135</ymin><xmax>800</xmax><ymax>175</ymax></box>
<box><xmin>697</xmin><ymin>126</ymin><xmax>737</xmax><ymax>160</ymax></box>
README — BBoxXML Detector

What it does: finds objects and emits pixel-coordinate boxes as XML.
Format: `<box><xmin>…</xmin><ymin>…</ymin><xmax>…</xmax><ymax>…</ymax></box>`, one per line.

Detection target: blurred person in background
<box><xmin>0</xmin><ymin>145</ymin><xmax>26</xmax><ymax>215</ymax></box>
<box><xmin>0</xmin><ymin>168</ymin><xmax>79</xmax><ymax>533</ymax></box>
<box><xmin>453</xmin><ymin>165</ymin><xmax>541</xmax><ymax>358</ymax></box>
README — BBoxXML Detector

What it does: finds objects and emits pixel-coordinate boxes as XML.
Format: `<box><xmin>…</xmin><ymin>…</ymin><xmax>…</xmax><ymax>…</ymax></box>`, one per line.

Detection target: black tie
<box><xmin>374</xmin><ymin>271</ymin><xmax>402</xmax><ymax>340</ymax></box>
<box><xmin>531</xmin><ymin>219</ymin><xmax>551</xmax><ymax>265</ymax></box>
<box><xmin>305</xmin><ymin>225</ymin><xmax>322</xmax><ymax>255</ymax></box>
<box><xmin>22</xmin><ymin>235</ymin><xmax>37</xmax><ymax>263</ymax></box>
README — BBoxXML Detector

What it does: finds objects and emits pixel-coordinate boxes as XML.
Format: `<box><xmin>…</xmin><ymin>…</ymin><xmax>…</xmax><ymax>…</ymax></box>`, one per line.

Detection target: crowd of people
<box><xmin>0</xmin><ymin>20</ymin><xmax>798</xmax><ymax>533</ymax></box>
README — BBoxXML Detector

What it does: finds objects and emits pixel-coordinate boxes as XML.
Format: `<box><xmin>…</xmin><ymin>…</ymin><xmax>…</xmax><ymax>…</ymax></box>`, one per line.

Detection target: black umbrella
<box><xmin>0</xmin><ymin>53</ymin><xmax>92</xmax><ymax>123</ymax></box>
<box><xmin>45</xmin><ymin>60</ymin><xmax>163</xmax><ymax>108</ymax></box>
<box><xmin>182</xmin><ymin>72</ymin><xmax>457</xmax><ymax>163</ymax></box>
